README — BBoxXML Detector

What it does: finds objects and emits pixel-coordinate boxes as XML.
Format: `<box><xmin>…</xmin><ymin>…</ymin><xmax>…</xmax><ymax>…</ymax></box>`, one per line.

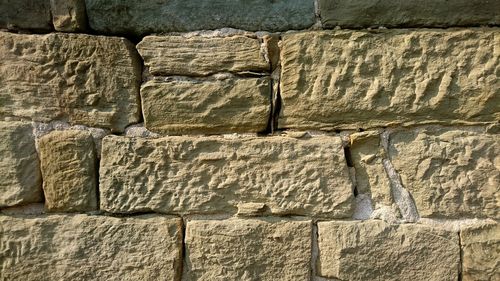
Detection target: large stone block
<box><xmin>461</xmin><ymin>222</ymin><xmax>500</xmax><ymax>281</ymax></box>
<box><xmin>137</xmin><ymin>35</ymin><xmax>269</xmax><ymax>76</ymax></box>
<box><xmin>0</xmin><ymin>32</ymin><xmax>141</xmax><ymax>132</ymax></box>
<box><xmin>0</xmin><ymin>0</ymin><xmax>52</xmax><ymax>31</ymax></box>
<box><xmin>319</xmin><ymin>0</ymin><xmax>500</xmax><ymax>28</ymax></box>
<box><xmin>50</xmin><ymin>0</ymin><xmax>88</xmax><ymax>32</ymax></box>
<box><xmin>388</xmin><ymin>127</ymin><xmax>499</xmax><ymax>219</ymax></box>
<box><xmin>0</xmin><ymin>121</ymin><xmax>42</xmax><ymax>207</ymax></box>
<box><xmin>39</xmin><ymin>130</ymin><xmax>97</xmax><ymax>212</ymax></box>
<box><xmin>85</xmin><ymin>0</ymin><xmax>315</xmax><ymax>36</ymax></box>
<box><xmin>0</xmin><ymin>214</ymin><xmax>182</xmax><ymax>280</ymax></box>
<box><xmin>185</xmin><ymin>218</ymin><xmax>311</xmax><ymax>280</ymax></box>
<box><xmin>99</xmin><ymin>135</ymin><xmax>354</xmax><ymax>218</ymax></box>
<box><xmin>317</xmin><ymin>220</ymin><xmax>460</xmax><ymax>281</ymax></box>
<box><xmin>141</xmin><ymin>77</ymin><xmax>271</xmax><ymax>135</ymax></box>
<box><xmin>280</xmin><ymin>29</ymin><xmax>500</xmax><ymax>130</ymax></box>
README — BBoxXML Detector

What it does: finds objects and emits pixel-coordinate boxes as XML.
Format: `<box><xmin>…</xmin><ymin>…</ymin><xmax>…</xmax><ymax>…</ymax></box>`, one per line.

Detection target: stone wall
<box><xmin>0</xmin><ymin>1</ymin><xmax>498</xmax><ymax>280</ymax></box>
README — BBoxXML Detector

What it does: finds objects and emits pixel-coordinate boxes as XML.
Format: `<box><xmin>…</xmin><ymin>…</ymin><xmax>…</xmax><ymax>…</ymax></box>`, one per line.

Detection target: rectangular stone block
<box><xmin>99</xmin><ymin>135</ymin><xmax>354</xmax><ymax>218</ymax></box>
<box><xmin>185</xmin><ymin>218</ymin><xmax>311</xmax><ymax>280</ymax></box>
<box><xmin>137</xmin><ymin>35</ymin><xmax>269</xmax><ymax>76</ymax></box>
<box><xmin>0</xmin><ymin>0</ymin><xmax>52</xmax><ymax>31</ymax></box>
<box><xmin>317</xmin><ymin>220</ymin><xmax>460</xmax><ymax>281</ymax></box>
<box><xmin>280</xmin><ymin>29</ymin><xmax>500</xmax><ymax>130</ymax></box>
<box><xmin>0</xmin><ymin>214</ymin><xmax>182</xmax><ymax>280</ymax></box>
<box><xmin>388</xmin><ymin>127</ymin><xmax>499</xmax><ymax>219</ymax></box>
<box><xmin>85</xmin><ymin>0</ymin><xmax>315</xmax><ymax>36</ymax></box>
<box><xmin>39</xmin><ymin>130</ymin><xmax>97</xmax><ymax>212</ymax></box>
<box><xmin>0</xmin><ymin>32</ymin><xmax>141</xmax><ymax>132</ymax></box>
<box><xmin>319</xmin><ymin>0</ymin><xmax>500</xmax><ymax>28</ymax></box>
<box><xmin>50</xmin><ymin>0</ymin><xmax>88</xmax><ymax>32</ymax></box>
<box><xmin>461</xmin><ymin>222</ymin><xmax>500</xmax><ymax>281</ymax></box>
<box><xmin>141</xmin><ymin>77</ymin><xmax>271</xmax><ymax>135</ymax></box>
<box><xmin>0</xmin><ymin>121</ymin><xmax>42</xmax><ymax>207</ymax></box>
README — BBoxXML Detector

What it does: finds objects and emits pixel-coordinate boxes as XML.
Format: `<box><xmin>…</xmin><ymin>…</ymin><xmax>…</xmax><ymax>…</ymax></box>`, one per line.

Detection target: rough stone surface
<box><xmin>100</xmin><ymin>135</ymin><xmax>354</xmax><ymax>218</ymax></box>
<box><xmin>141</xmin><ymin>77</ymin><xmax>271</xmax><ymax>135</ymax></box>
<box><xmin>0</xmin><ymin>0</ymin><xmax>52</xmax><ymax>31</ymax></box>
<box><xmin>319</xmin><ymin>0</ymin><xmax>500</xmax><ymax>28</ymax></box>
<box><xmin>184</xmin><ymin>218</ymin><xmax>311</xmax><ymax>280</ymax></box>
<box><xmin>317</xmin><ymin>220</ymin><xmax>460</xmax><ymax>281</ymax></box>
<box><xmin>389</xmin><ymin>127</ymin><xmax>499</xmax><ymax>219</ymax></box>
<box><xmin>138</xmin><ymin>35</ymin><xmax>269</xmax><ymax>76</ymax></box>
<box><xmin>280</xmin><ymin>29</ymin><xmax>500</xmax><ymax>130</ymax></box>
<box><xmin>0</xmin><ymin>121</ymin><xmax>42</xmax><ymax>208</ymax></box>
<box><xmin>0</xmin><ymin>32</ymin><xmax>141</xmax><ymax>132</ymax></box>
<box><xmin>50</xmin><ymin>0</ymin><xmax>88</xmax><ymax>32</ymax></box>
<box><xmin>0</xmin><ymin>214</ymin><xmax>183</xmax><ymax>280</ymax></box>
<box><xmin>461</xmin><ymin>222</ymin><xmax>500</xmax><ymax>281</ymax></box>
<box><xmin>39</xmin><ymin>130</ymin><xmax>97</xmax><ymax>212</ymax></box>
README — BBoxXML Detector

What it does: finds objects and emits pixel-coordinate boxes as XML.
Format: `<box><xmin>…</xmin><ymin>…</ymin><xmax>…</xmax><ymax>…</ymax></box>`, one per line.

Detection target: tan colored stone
<box><xmin>39</xmin><ymin>130</ymin><xmax>97</xmax><ymax>212</ymax></box>
<box><xmin>184</xmin><ymin>218</ymin><xmax>311</xmax><ymax>280</ymax></box>
<box><xmin>138</xmin><ymin>35</ymin><xmax>268</xmax><ymax>76</ymax></box>
<box><xmin>0</xmin><ymin>121</ymin><xmax>42</xmax><ymax>207</ymax></box>
<box><xmin>50</xmin><ymin>0</ymin><xmax>88</xmax><ymax>32</ymax></box>
<box><xmin>99</xmin><ymin>135</ymin><xmax>354</xmax><ymax>218</ymax></box>
<box><xmin>317</xmin><ymin>220</ymin><xmax>460</xmax><ymax>281</ymax></box>
<box><xmin>461</xmin><ymin>222</ymin><xmax>500</xmax><ymax>281</ymax></box>
<box><xmin>0</xmin><ymin>214</ymin><xmax>182</xmax><ymax>280</ymax></box>
<box><xmin>389</xmin><ymin>127</ymin><xmax>499</xmax><ymax>218</ymax></box>
<box><xmin>280</xmin><ymin>29</ymin><xmax>500</xmax><ymax>130</ymax></box>
<box><xmin>141</xmin><ymin>77</ymin><xmax>271</xmax><ymax>135</ymax></box>
<box><xmin>0</xmin><ymin>32</ymin><xmax>141</xmax><ymax>132</ymax></box>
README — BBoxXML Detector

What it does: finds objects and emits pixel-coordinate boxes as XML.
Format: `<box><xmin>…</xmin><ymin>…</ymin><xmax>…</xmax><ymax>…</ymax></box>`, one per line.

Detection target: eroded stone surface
<box><xmin>185</xmin><ymin>218</ymin><xmax>311</xmax><ymax>280</ymax></box>
<box><xmin>99</xmin><ymin>135</ymin><xmax>354</xmax><ymax>218</ymax></box>
<box><xmin>317</xmin><ymin>220</ymin><xmax>459</xmax><ymax>281</ymax></box>
<box><xmin>141</xmin><ymin>77</ymin><xmax>271</xmax><ymax>135</ymax></box>
<box><xmin>0</xmin><ymin>32</ymin><xmax>141</xmax><ymax>132</ymax></box>
<box><xmin>0</xmin><ymin>214</ymin><xmax>182</xmax><ymax>280</ymax></box>
<box><xmin>280</xmin><ymin>29</ymin><xmax>500</xmax><ymax>130</ymax></box>
<box><xmin>461</xmin><ymin>222</ymin><xmax>500</xmax><ymax>281</ymax></box>
<box><xmin>39</xmin><ymin>130</ymin><xmax>97</xmax><ymax>212</ymax></box>
<box><xmin>0</xmin><ymin>0</ymin><xmax>52</xmax><ymax>31</ymax></box>
<box><xmin>50</xmin><ymin>0</ymin><xmax>88</xmax><ymax>32</ymax></box>
<box><xmin>0</xmin><ymin>121</ymin><xmax>42</xmax><ymax>207</ymax></box>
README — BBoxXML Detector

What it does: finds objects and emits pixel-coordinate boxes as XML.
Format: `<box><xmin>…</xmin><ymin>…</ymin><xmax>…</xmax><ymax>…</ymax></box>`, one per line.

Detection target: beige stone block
<box><xmin>50</xmin><ymin>0</ymin><xmax>88</xmax><ymax>32</ymax></box>
<box><xmin>461</xmin><ymin>222</ymin><xmax>500</xmax><ymax>281</ymax></box>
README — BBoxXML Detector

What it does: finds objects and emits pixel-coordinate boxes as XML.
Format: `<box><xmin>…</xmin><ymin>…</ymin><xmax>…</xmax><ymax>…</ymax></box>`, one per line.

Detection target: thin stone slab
<box><xmin>0</xmin><ymin>0</ymin><xmax>52</xmax><ymax>31</ymax></box>
<box><xmin>461</xmin><ymin>222</ymin><xmax>500</xmax><ymax>281</ymax></box>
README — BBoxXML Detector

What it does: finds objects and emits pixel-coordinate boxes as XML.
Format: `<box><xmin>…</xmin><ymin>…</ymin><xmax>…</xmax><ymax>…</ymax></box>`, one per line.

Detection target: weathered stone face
<box><xmin>185</xmin><ymin>218</ymin><xmax>312</xmax><ymax>280</ymax></box>
<box><xmin>461</xmin><ymin>222</ymin><xmax>500</xmax><ymax>281</ymax></box>
<box><xmin>50</xmin><ymin>0</ymin><xmax>88</xmax><ymax>32</ymax></box>
<box><xmin>0</xmin><ymin>121</ymin><xmax>42</xmax><ymax>207</ymax></box>
<box><xmin>0</xmin><ymin>214</ymin><xmax>183</xmax><ymax>280</ymax></box>
<box><xmin>141</xmin><ymin>77</ymin><xmax>271</xmax><ymax>135</ymax></box>
<box><xmin>280</xmin><ymin>29</ymin><xmax>499</xmax><ymax>130</ymax></box>
<box><xmin>317</xmin><ymin>220</ymin><xmax>460</xmax><ymax>281</ymax></box>
<box><xmin>0</xmin><ymin>32</ymin><xmax>141</xmax><ymax>132</ymax></box>
<box><xmin>85</xmin><ymin>0</ymin><xmax>315</xmax><ymax>36</ymax></box>
<box><xmin>99</xmin><ymin>135</ymin><xmax>354</xmax><ymax>218</ymax></box>
<box><xmin>0</xmin><ymin>0</ymin><xmax>52</xmax><ymax>31</ymax></box>
<box><xmin>39</xmin><ymin>130</ymin><xmax>97</xmax><ymax>212</ymax></box>
<box><xmin>388</xmin><ymin>127</ymin><xmax>499</xmax><ymax>219</ymax></box>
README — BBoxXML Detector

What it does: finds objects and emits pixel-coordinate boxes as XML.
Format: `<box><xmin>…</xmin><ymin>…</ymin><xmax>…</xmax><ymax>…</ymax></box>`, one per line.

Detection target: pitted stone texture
<box><xmin>141</xmin><ymin>77</ymin><xmax>270</xmax><ymax>135</ymax></box>
<box><xmin>461</xmin><ymin>222</ymin><xmax>500</xmax><ymax>281</ymax></box>
<box><xmin>317</xmin><ymin>220</ymin><xmax>459</xmax><ymax>281</ymax></box>
<box><xmin>280</xmin><ymin>29</ymin><xmax>500</xmax><ymax>130</ymax></box>
<box><xmin>319</xmin><ymin>0</ymin><xmax>500</xmax><ymax>28</ymax></box>
<box><xmin>184</xmin><ymin>218</ymin><xmax>311</xmax><ymax>280</ymax></box>
<box><xmin>50</xmin><ymin>0</ymin><xmax>88</xmax><ymax>32</ymax></box>
<box><xmin>85</xmin><ymin>0</ymin><xmax>315</xmax><ymax>36</ymax></box>
<box><xmin>388</xmin><ymin>128</ymin><xmax>499</xmax><ymax>219</ymax></box>
<box><xmin>0</xmin><ymin>214</ymin><xmax>182</xmax><ymax>280</ymax></box>
<box><xmin>0</xmin><ymin>32</ymin><xmax>141</xmax><ymax>132</ymax></box>
<box><xmin>100</xmin><ymin>135</ymin><xmax>354</xmax><ymax>218</ymax></box>
<box><xmin>138</xmin><ymin>35</ymin><xmax>269</xmax><ymax>76</ymax></box>
<box><xmin>39</xmin><ymin>130</ymin><xmax>97</xmax><ymax>212</ymax></box>
<box><xmin>0</xmin><ymin>121</ymin><xmax>42</xmax><ymax>207</ymax></box>
<box><xmin>0</xmin><ymin>0</ymin><xmax>52</xmax><ymax>31</ymax></box>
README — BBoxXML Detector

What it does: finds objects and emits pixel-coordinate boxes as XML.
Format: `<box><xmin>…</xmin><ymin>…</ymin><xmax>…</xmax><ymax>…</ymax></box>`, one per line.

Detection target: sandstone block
<box><xmin>280</xmin><ymin>29</ymin><xmax>500</xmax><ymax>130</ymax></box>
<box><xmin>99</xmin><ymin>135</ymin><xmax>354</xmax><ymax>218</ymax></box>
<box><xmin>461</xmin><ymin>222</ymin><xmax>500</xmax><ymax>281</ymax></box>
<box><xmin>317</xmin><ymin>220</ymin><xmax>460</xmax><ymax>281</ymax></box>
<box><xmin>388</xmin><ymin>127</ymin><xmax>499</xmax><ymax>219</ymax></box>
<box><xmin>0</xmin><ymin>32</ymin><xmax>141</xmax><ymax>132</ymax></box>
<box><xmin>185</xmin><ymin>218</ymin><xmax>311</xmax><ymax>280</ymax></box>
<box><xmin>39</xmin><ymin>130</ymin><xmax>97</xmax><ymax>212</ymax></box>
<box><xmin>141</xmin><ymin>77</ymin><xmax>271</xmax><ymax>135</ymax></box>
<box><xmin>0</xmin><ymin>0</ymin><xmax>52</xmax><ymax>31</ymax></box>
<box><xmin>0</xmin><ymin>214</ymin><xmax>182</xmax><ymax>280</ymax></box>
<box><xmin>85</xmin><ymin>0</ymin><xmax>315</xmax><ymax>36</ymax></box>
<box><xmin>50</xmin><ymin>0</ymin><xmax>88</xmax><ymax>32</ymax></box>
<box><xmin>0</xmin><ymin>121</ymin><xmax>42</xmax><ymax>207</ymax></box>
